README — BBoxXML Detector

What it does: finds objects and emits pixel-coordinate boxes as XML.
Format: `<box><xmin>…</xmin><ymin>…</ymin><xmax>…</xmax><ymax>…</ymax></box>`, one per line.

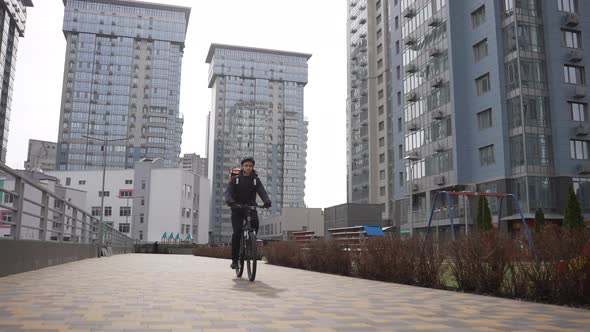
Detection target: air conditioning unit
<box><xmin>576</xmin><ymin>124</ymin><xmax>589</xmax><ymax>136</ymax></box>
<box><xmin>429</xmin><ymin>48</ymin><xmax>442</xmax><ymax>57</ymax></box>
<box><xmin>564</xmin><ymin>13</ymin><xmax>579</xmax><ymax>27</ymax></box>
<box><xmin>578</xmin><ymin>164</ymin><xmax>590</xmax><ymax>174</ymax></box>
<box><xmin>569</xmin><ymin>50</ymin><xmax>583</xmax><ymax>63</ymax></box>
<box><xmin>403</xmin><ymin>8</ymin><xmax>416</xmax><ymax>18</ymax></box>
<box><xmin>434</xmin><ymin>143</ymin><xmax>445</xmax><ymax>152</ymax></box>
<box><xmin>574</xmin><ymin>85</ymin><xmax>587</xmax><ymax>99</ymax></box>
<box><xmin>411</xmin><ymin>183</ymin><xmax>419</xmax><ymax>191</ymax></box>
<box><xmin>404</xmin><ymin>37</ymin><xmax>417</xmax><ymax>46</ymax></box>
<box><xmin>406</xmin><ymin>64</ymin><xmax>418</xmax><ymax>73</ymax></box>
<box><xmin>434</xmin><ymin>175</ymin><xmax>445</xmax><ymax>185</ymax></box>
<box><xmin>432</xmin><ymin>109</ymin><xmax>444</xmax><ymax>120</ymax></box>
<box><xmin>408</xmin><ymin>122</ymin><xmax>418</xmax><ymax>131</ymax></box>
<box><xmin>406</xmin><ymin>92</ymin><xmax>419</xmax><ymax>102</ymax></box>
<box><xmin>431</xmin><ymin>78</ymin><xmax>443</xmax><ymax>88</ymax></box>
<box><xmin>406</xmin><ymin>151</ymin><xmax>419</xmax><ymax>160</ymax></box>
<box><xmin>428</xmin><ymin>17</ymin><xmax>442</xmax><ymax>27</ymax></box>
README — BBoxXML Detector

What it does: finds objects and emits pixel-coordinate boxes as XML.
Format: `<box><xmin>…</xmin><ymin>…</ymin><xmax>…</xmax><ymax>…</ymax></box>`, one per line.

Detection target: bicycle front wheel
<box><xmin>236</xmin><ymin>236</ymin><xmax>245</xmax><ymax>277</ymax></box>
<box><xmin>246</xmin><ymin>231</ymin><xmax>257</xmax><ymax>281</ymax></box>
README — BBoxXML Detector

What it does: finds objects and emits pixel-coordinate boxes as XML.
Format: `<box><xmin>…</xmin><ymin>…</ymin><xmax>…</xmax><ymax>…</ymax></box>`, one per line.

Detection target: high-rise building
<box><xmin>206</xmin><ymin>44</ymin><xmax>310</xmax><ymax>244</ymax></box>
<box><xmin>0</xmin><ymin>0</ymin><xmax>34</xmax><ymax>163</ymax></box>
<box><xmin>346</xmin><ymin>0</ymin><xmax>392</xmax><ymax>222</ymax></box>
<box><xmin>57</xmin><ymin>0</ymin><xmax>190</xmax><ymax>171</ymax></box>
<box><xmin>382</xmin><ymin>0</ymin><xmax>590</xmax><ymax>234</ymax></box>
<box><xmin>25</xmin><ymin>139</ymin><xmax>57</xmax><ymax>172</ymax></box>
<box><xmin>179</xmin><ymin>153</ymin><xmax>207</xmax><ymax>177</ymax></box>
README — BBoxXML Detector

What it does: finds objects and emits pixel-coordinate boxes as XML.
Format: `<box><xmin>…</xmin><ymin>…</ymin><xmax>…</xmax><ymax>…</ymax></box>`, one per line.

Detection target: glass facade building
<box><xmin>0</xmin><ymin>0</ymin><xmax>34</xmax><ymax>162</ymax></box>
<box><xmin>57</xmin><ymin>0</ymin><xmax>190</xmax><ymax>170</ymax></box>
<box><xmin>206</xmin><ymin>44</ymin><xmax>310</xmax><ymax>244</ymax></box>
<box><xmin>378</xmin><ymin>0</ymin><xmax>590</xmax><ymax>234</ymax></box>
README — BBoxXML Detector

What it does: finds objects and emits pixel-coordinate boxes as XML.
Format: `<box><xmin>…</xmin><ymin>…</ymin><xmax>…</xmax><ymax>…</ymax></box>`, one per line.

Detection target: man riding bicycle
<box><xmin>224</xmin><ymin>156</ymin><xmax>271</xmax><ymax>269</ymax></box>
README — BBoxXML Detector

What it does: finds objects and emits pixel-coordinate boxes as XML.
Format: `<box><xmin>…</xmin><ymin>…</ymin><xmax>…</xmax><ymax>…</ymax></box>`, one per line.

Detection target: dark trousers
<box><xmin>231</xmin><ymin>208</ymin><xmax>259</xmax><ymax>263</ymax></box>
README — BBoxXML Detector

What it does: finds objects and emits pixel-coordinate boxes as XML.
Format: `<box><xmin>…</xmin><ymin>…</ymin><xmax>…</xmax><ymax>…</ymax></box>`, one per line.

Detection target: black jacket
<box><xmin>224</xmin><ymin>169</ymin><xmax>270</xmax><ymax>207</ymax></box>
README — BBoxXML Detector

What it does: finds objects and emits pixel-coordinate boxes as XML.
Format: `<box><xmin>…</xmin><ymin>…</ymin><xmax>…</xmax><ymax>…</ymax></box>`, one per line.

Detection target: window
<box><xmin>397</xmin><ymin>91</ymin><xmax>401</xmax><ymax>105</ymax></box>
<box><xmin>120</xmin><ymin>206</ymin><xmax>131</xmax><ymax>216</ymax></box>
<box><xmin>476</xmin><ymin>73</ymin><xmax>491</xmax><ymax>95</ymax></box>
<box><xmin>398</xmin><ymin>118</ymin><xmax>402</xmax><ymax>132</ymax></box>
<box><xmin>119</xmin><ymin>223</ymin><xmax>130</xmax><ymax>233</ymax></box>
<box><xmin>571</xmin><ymin>102</ymin><xmax>588</xmax><ymax>122</ymax></box>
<box><xmin>78</xmin><ymin>180</ymin><xmax>86</xmax><ymax>185</ymax></box>
<box><xmin>141</xmin><ymin>181</ymin><xmax>146</xmax><ymax>189</ymax></box>
<box><xmin>562</xmin><ymin>29</ymin><xmax>582</xmax><ymax>48</ymax></box>
<box><xmin>379</xmin><ymin>121</ymin><xmax>385</xmax><ymax>131</ymax></box>
<box><xmin>376</xmin><ymin>0</ymin><xmax>381</xmax><ymax>9</ymax></box>
<box><xmin>98</xmin><ymin>191</ymin><xmax>110</xmax><ymax>197</ymax></box>
<box><xmin>377</xmin><ymin>59</ymin><xmax>383</xmax><ymax>69</ymax></box>
<box><xmin>376</xmin><ymin>14</ymin><xmax>382</xmax><ymax>24</ymax></box>
<box><xmin>139</xmin><ymin>230</ymin><xmax>143</xmax><ymax>240</ymax></box>
<box><xmin>380</xmin><ymin>170</ymin><xmax>386</xmax><ymax>180</ymax></box>
<box><xmin>104</xmin><ymin>206</ymin><xmax>112</xmax><ymax>217</ymax></box>
<box><xmin>570</xmin><ymin>140</ymin><xmax>590</xmax><ymax>159</ymax></box>
<box><xmin>479</xmin><ymin>145</ymin><xmax>496</xmax><ymax>166</ymax></box>
<box><xmin>396</xmin><ymin>66</ymin><xmax>401</xmax><ymax>80</ymax></box>
<box><xmin>395</xmin><ymin>41</ymin><xmax>400</xmax><ymax>54</ymax></box>
<box><xmin>91</xmin><ymin>207</ymin><xmax>101</xmax><ymax>216</ymax></box>
<box><xmin>141</xmin><ymin>199</ymin><xmax>145</xmax><ymax>206</ymax></box>
<box><xmin>471</xmin><ymin>5</ymin><xmax>485</xmax><ymax>28</ymax></box>
<box><xmin>558</xmin><ymin>0</ymin><xmax>577</xmax><ymax>13</ymax></box>
<box><xmin>564</xmin><ymin>65</ymin><xmax>585</xmax><ymax>84</ymax></box>
<box><xmin>399</xmin><ymin>145</ymin><xmax>403</xmax><ymax>159</ymax></box>
<box><xmin>66</xmin><ymin>178</ymin><xmax>71</xmax><ymax>186</ymax></box>
<box><xmin>379</xmin><ymin>105</ymin><xmax>384</xmax><ymax>115</ymax></box>
<box><xmin>399</xmin><ymin>172</ymin><xmax>404</xmax><ymax>186</ymax></box>
<box><xmin>140</xmin><ymin>213</ymin><xmax>144</xmax><ymax>224</ymax></box>
<box><xmin>379</xmin><ymin>137</ymin><xmax>385</xmax><ymax>147</ymax></box>
<box><xmin>377</xmin><ymin>43</ymin><xmax>383</xmax><ymax>54</ymax></box>
<box><xmin>378</xmin><ymin>73</ymin><xmax>383</xmax><ymax>84</ymax></box>
<box><xmin>379</xmin><ymin>153</ymin><xmax>385</xmax><ymax>163</ymax></box>
<box><xmin>477</xmin><ymin>108</ymin><xmax>493</xmax><ymax>129</ymax></box>
<box><xmin>377</xmin><ymin>29</ymin><xmax>382</xmax><ymax>39</ymax></box>
<box><xmin>473</xmin><ymin>38</ymin><xmax>488</xmax><ymax>62</ymax></box>
<box><xmin>395</xmin><ymin>16</ymin><xmax>399</xmax><ymax>29</ymax></box>
<box><xmin>380</xmin><ymin>186</ymin><xmax>386</xmax><ymax>196</ymax></box>
<box><xmin>119</xmin><ymin>190</ymin><xmax>132</xmax><ymax>197</ymax></box>
<box><xmin>378</xmin><ymin>89</ymin><xmax>384</xmax><ymax>99</ymax></box>
<box><xmin>125</xmin><ymin>179</ymin><xmax>133</xmax><ymax>184</ymax></box>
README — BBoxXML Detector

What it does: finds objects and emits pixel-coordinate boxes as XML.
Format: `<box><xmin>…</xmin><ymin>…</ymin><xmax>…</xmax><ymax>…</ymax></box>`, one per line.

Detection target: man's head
<box><xmin>241</xmin><ymin>156</ymin><xmax>255</xmax><ymax>175</ymax></box>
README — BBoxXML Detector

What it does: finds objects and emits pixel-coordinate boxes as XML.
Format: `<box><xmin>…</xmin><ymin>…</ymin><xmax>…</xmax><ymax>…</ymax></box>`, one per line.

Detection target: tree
<box><xmin>563</xmin><ymin>185</ymin><xmax>584</xmax><ymax>229</ymax></box>
<box><xmin>534</xmin><ymin>208</ymin><xmax>545</xmax><ymax>233</ymax></box>
<box><xmin>476</xmin><ymin>195</ymin><xmax>493</xmax><ymax>231</ymax></box>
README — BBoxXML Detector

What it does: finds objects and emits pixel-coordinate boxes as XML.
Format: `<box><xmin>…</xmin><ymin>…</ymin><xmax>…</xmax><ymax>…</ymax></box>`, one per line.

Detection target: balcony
<box><xmin>574</xmin><ymin>85</ymin><xmax>587</xmax><ymax>99</ymax></box>
<box><xmin>575</xmin><ymin>124</ymin><xmax>589</xmax><ymax>136</ymax></box>
<box><xmin>578</xmin><ymin>164</ymin><xmax>590</xmax><ymax>174</ymax></box>
<box><xmin>563</xmin><ymin>13</ymin><xmax>579</xmax><ymax>27</ymax></box>
<box><xmin>569</xmin><ymin>49</ymin><xmax>583</xmax><ymax>63</ymax></box>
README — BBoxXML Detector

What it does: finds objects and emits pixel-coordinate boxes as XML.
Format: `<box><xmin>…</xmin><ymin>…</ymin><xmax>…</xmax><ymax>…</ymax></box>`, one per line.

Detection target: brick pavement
<box><xmin>0</xmin><ymin>254</ymin><xmax>589</xmax><ymax>331</ymax></box>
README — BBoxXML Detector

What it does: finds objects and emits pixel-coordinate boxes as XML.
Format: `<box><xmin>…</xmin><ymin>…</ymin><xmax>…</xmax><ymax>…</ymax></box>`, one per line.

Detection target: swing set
<box><xmin>424</xmin><ymin>191</ymin><xmax>539</xmax><ymax>266</ymax></box>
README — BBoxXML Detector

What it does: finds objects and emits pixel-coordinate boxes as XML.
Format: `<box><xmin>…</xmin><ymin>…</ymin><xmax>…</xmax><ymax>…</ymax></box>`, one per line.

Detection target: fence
<box><xmin>0</xmin><ymin>163</ymin><xmax>133</xmax><ymax>276</ymax></box>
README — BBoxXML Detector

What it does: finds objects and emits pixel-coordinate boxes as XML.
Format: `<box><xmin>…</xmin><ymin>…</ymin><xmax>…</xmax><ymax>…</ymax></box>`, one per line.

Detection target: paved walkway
<box><xmin>0</xmin><ymin>254</ymin><xmax>589</xmax><ymax>332</ymax></box>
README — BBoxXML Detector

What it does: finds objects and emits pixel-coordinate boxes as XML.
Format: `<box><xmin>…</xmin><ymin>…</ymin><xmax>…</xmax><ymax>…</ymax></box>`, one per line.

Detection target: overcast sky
<box><xmin>7</xmin><ymin>0</ymin><xmax>348</xmax><ymax>209</ymax></box>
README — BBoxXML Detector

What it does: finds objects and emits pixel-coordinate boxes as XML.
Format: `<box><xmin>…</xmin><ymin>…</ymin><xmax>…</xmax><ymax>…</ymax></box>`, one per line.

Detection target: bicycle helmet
<box><xmin>240</xmin><ymin>156</ymin><xmax>255</xmax><ymax>166</ymax></box>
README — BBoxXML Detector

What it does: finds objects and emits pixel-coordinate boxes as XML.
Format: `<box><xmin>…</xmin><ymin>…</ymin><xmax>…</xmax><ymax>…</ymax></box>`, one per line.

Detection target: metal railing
<box><xmin>0</xmin><ymin>162</ymin><xmax>132</xmax><ymax>256</ymax></box>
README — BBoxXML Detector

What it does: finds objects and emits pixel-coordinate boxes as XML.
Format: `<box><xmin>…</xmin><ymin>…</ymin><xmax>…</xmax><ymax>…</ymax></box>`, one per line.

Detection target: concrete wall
<box><xmin>0</xmin><ymin>239</ymin><xmax>97</xmax><ymax>277</ymax></box>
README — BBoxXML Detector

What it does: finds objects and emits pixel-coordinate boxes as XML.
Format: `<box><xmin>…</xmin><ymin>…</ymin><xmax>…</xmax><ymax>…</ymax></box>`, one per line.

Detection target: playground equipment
<box><xmin>425</xmin><ymin>191</ymin><xmax>539</xmax><ymax>266</ymax></box>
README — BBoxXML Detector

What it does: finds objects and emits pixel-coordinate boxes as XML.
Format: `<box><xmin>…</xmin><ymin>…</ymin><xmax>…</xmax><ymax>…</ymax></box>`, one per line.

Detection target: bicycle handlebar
<box><xmin>232</xmin><ymin>203</ymin><xmax>266</xmax><ymax>209</ymax></box>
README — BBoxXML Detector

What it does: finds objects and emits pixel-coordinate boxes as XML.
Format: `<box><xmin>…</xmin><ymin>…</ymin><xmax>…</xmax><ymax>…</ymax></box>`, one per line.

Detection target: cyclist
<box><xmin>224</xmin><ymin>156</ymin><xmax>271</xmax><ymax>269</ymax></box>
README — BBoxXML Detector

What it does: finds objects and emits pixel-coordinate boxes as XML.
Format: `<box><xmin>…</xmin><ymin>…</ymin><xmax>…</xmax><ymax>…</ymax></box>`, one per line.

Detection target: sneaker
<box><xmin>230</xmin><ymin>262</ymin><xmax>238</xmax><ymax>269</ymax></box>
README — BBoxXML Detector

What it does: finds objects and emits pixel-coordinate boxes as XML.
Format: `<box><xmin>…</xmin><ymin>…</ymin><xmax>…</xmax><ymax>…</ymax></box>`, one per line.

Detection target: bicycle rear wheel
<box><xmin>246</xmin><ymin>231</ymin><xmax>258</xmax><ymax>281</ymax></box>
<box><xmin>235</xmin><ymin>236</ymin><xmax>245</xmax><ymax>277</ymax></box>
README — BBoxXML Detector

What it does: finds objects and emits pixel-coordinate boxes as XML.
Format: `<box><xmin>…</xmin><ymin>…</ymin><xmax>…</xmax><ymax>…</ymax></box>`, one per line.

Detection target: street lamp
<box><xmin>82</xmin><ymin>134</ymin><xmax>130</xmax><ymax>256</ymax></box>
<box><xmin>404</xmin><ymin>153</ymin><xmax>419</xmax><ymax>237</ymax></box>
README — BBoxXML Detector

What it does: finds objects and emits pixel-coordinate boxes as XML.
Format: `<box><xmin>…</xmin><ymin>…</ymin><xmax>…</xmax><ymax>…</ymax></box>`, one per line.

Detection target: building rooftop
<box><xmin>206</xmin><ymin>43</ymin><xmax>312</xmax><ymax>63</ymax></box>
<box><xmin>62</xmin><ymin>0</ymin><xmax>191</xmax><ymax>27</ymax></box>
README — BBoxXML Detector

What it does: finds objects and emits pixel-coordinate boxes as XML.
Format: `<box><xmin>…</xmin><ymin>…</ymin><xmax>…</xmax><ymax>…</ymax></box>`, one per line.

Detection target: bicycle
<box><xmin>233</xmin><ymin>204</ymin><xmax>264</xmax><ymax>281</ymax></box>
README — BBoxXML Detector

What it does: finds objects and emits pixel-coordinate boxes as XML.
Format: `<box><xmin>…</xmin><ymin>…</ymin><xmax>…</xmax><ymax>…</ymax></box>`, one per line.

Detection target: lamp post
<box><xmin>82</xmin><ymin>134</ymin><xmax>130</xmax><ymax>256</ymax></box>
<box><xmin>404</xmin><ymin>153</ymin><xmax>419</xmax><ymax>237</ymax></box>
